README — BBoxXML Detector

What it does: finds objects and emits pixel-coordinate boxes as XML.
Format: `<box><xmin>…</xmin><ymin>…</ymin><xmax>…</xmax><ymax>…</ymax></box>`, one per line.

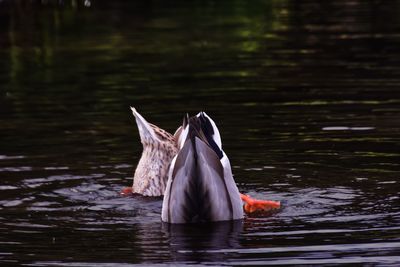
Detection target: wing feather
<box><xmin>162</xmin><ymin>140</ymin><xmax>197</xmax><ymax>223</ymax></box>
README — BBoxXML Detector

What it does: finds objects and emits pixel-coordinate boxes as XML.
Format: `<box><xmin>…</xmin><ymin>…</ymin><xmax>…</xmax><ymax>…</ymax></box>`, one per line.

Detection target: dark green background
<box><xmin>1</xmin><ymin>1</ymin><xmax>399</xmax><ymax>265</ymax></box>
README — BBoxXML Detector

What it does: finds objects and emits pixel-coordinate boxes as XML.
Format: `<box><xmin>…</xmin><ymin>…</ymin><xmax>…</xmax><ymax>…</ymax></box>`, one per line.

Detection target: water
<box><xmin>1</xmin><ymin>0</ymin><xmax>400</xmax><ymax>266</ymax></box>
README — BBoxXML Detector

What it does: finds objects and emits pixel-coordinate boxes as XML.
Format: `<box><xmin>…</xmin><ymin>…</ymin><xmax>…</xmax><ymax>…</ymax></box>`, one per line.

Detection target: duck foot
<box><xmin>120</xmin><ymin>187</ymin><xmax>133</xmax><ymax>196</ymax></box>
<box><xmin>240</xmin><ymin>193</ymin><xmax>280</xmax><ymax>214</ymax></box>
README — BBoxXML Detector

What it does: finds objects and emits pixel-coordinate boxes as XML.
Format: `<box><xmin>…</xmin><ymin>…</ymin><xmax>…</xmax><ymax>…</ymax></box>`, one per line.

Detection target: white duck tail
<box><xmin>162</xmin><ymin>113</ymin><xmax>243</xmax><ymax>223</ymax></box>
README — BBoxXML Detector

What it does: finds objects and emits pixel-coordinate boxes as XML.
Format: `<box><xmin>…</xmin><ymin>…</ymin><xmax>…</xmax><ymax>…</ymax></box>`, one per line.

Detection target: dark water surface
<box><xmin>1</xmin><ymin>0</ymin><xmax>400</xmax><ymax>266</ymax></box>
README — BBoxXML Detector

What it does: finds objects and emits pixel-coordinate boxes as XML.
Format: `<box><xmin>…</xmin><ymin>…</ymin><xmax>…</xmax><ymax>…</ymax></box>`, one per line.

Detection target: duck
<box><xmin>161</xmin><ymin>112</ymin><xmax>244</xmax><ymax>223</ymax></box>
<box><xmin>122</xmin><ymin>108</ymin><xmax>280</xmax><ymax>222</ymax></box>
<box><xmin>127</xmin><ymin>107</ymin><xmax>179</xmax><ymax>196</ymax></box>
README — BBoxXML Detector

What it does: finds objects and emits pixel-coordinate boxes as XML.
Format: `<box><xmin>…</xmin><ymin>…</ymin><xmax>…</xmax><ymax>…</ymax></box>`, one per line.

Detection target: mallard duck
<box><xmin>122</xmin><ymin>108</ymin><xmax>280</xmax><ymax>222</ymax></box>
<box><xmin>161</xmin><ymin>112</ymin><xmax>244</xmax><ymax>223</ymax></box>
<box><xmin>128</xmin><ymin>107</ymin><xmax>179</xmax><ymax>196</ymax></box>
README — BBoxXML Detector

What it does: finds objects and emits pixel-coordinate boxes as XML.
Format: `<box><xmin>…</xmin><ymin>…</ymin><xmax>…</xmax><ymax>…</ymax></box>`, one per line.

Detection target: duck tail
<box><xmin>130</xmin><ymin>107</ymin><xmax>159</xmax><ymax>144</ymax></box>
<box><xmin>161</xmin><ymin>115</ymin><xmax>243</xmax><ymax>223</ymax></box>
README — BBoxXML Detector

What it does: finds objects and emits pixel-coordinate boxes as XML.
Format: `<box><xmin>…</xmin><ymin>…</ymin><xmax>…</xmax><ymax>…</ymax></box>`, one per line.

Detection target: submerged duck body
<box><xmin>161</xmin><ymin>113</ymin><xmax>244</xmax><ymax>223</ymax></box>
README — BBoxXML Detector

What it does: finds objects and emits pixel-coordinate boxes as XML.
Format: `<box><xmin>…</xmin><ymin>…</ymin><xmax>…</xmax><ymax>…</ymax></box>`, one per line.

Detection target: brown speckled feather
<box><xmin>131</xmin><ymin>107</ymin><xmax>178</xmax><ymax>196</ymax></box>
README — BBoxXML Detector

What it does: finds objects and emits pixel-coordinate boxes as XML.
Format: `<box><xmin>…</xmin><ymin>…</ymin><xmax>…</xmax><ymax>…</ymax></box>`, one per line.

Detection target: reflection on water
<box><xmin>162</xmin><ymin>221</ymin><xmax>243</xmax><ymax>263</ymax></box>
<box><xmin>1</xmin><ymin>0</ymin><xmax>400</xmax><ymax>266</ymax></box>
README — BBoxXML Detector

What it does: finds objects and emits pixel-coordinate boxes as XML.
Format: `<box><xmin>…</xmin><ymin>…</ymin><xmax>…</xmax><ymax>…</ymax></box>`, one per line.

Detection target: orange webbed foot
<box><xmin>120</xmin><ymin>187</ymin><xmax>133</xmax><ymax>196</ymax></box>
<box><xmin>240</xmin><ymin>193</ymin><xmax>280</xmax><ymax>214</ymax></box>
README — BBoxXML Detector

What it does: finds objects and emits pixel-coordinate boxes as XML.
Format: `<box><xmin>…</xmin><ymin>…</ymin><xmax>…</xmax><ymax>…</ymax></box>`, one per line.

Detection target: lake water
<box><xmin>1</xmin><ymin>0</ymin><xmax>400</xmax><ymax>266</ymax></box>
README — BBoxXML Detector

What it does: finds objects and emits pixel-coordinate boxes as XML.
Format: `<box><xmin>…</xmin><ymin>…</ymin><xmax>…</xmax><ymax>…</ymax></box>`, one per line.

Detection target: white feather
<box><xmin>177</xmin><ymin>124</ymin><xmax>189</xmax><ymax>149</ymax></box>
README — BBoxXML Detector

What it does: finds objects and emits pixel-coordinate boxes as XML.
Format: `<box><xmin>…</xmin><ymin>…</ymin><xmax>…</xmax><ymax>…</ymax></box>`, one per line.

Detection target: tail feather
<box><xmin>130</xmin><ymin>107</ymin><xmax>158</xmax><ymax>144</ymax></box>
